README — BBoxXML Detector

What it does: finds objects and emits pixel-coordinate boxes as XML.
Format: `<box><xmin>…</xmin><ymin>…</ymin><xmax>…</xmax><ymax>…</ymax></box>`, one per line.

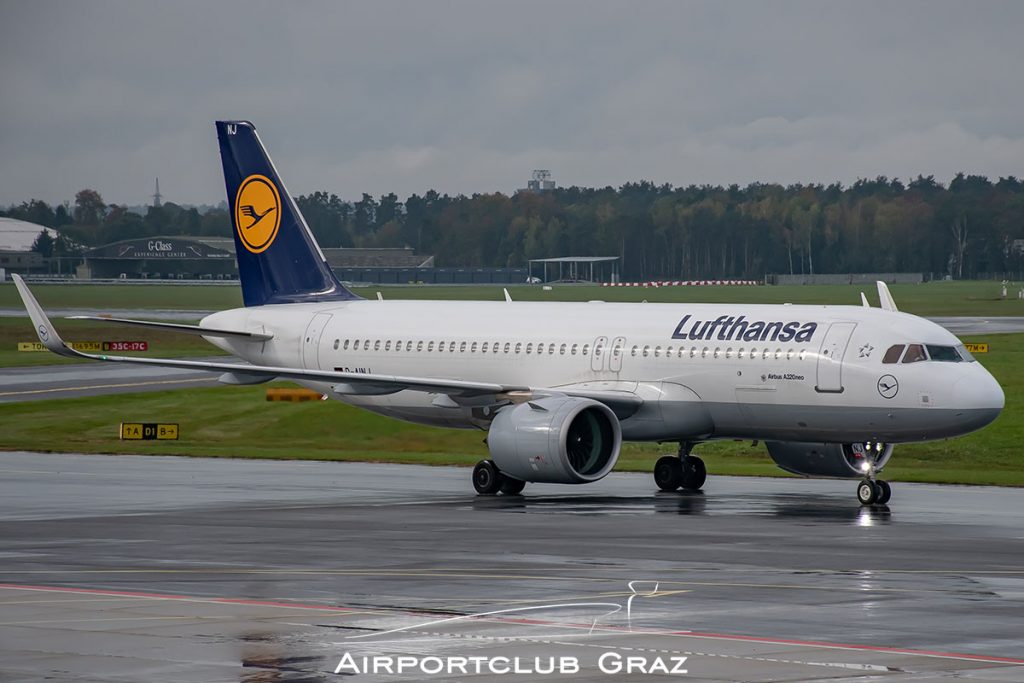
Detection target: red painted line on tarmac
<box><xmin>1</xmin><ymin>582</ymin><xmax>1022</xmax><ymax>665</ymax></box>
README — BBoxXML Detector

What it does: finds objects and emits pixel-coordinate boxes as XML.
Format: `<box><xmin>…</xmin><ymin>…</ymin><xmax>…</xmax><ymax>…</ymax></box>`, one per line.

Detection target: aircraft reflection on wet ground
<box><xmin>468</xmin><ymin>490</ymin><xmax>892</xmax><ymax>524</ymax></box>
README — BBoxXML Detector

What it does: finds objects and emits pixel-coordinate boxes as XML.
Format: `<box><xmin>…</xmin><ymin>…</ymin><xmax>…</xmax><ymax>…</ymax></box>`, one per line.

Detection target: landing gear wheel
<box><xmin>857</xmin><ymin>479</ymin><xmax>879</xmax><ymax>506</ymax></box>
<box><xmin>875</xmin><ymin>480</ymin><xmax>892</xmax><ymax>505</ymax></box>
<box><xmin>654</xmin><ymin>456</ymin><xmax>683</xmax><ymax>491</ymax></box>
<box><xmin>472</xmin><ymin>460</ymin><xmax>504</xmax><ymax>495</ymax></box>
<box><xmin>680</xmin><ymin>456</ymin><xmax>707</xmax><ymax>491</ymax></box>
<box><xmin>500</xmin><ymin>477</ymin><xmax>526</xmax><ymax>495</ymax></box>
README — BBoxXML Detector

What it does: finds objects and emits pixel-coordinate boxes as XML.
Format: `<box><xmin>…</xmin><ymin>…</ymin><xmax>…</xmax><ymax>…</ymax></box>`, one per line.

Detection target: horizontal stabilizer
<box><xmin>67</xmin><ymin>316</ymin><xmax>273</xmax><ymax>341</ymax></box>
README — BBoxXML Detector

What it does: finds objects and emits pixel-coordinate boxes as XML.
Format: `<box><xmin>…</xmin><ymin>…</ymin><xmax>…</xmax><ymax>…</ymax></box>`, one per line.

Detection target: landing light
<box><xmin>860</xmin><ymin>461</ymin><xmax>871</xmax><ymax>473</ymax></box>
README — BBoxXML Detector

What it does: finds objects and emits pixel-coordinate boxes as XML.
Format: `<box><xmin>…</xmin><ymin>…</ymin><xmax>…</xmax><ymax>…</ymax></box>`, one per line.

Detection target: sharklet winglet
<box><xmin>876</xmin><ymin>281</ymin><xmax>899</xmax><ymax>312</ymax></box>
<box><xmin>12</xmin><ymin>274</ymin><xmax>82</xmax><ymax>359</ymax></box>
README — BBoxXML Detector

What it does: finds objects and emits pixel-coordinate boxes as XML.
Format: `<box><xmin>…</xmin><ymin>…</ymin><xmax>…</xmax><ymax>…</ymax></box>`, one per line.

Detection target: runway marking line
<box><xmin>0</xmin><ymin>377</ymin><xmax>215</xmax><ymax>398</ymax></box>
<box><xmin>1</xmin><ymin>583</ymin><xmax>1022</xmax><ymax>666</ymax></box>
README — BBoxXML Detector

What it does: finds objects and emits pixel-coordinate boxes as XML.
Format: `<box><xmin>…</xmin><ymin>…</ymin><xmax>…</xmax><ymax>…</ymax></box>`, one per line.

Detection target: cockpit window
<box><xmin>955</xmin><ymin>344</ymin><xmax>976</xmax><ymax>362</ymax></box>
<box><xmin>882</xmin><ymin>344</ymin><xmax>905</xmax><ymax>364</ymax></box>
<box><xmin>902</xmin><ymin>344</ymin><xmax>927</xmax><ymax>363</ymax></box>
<box><xmin>926</xmin><ymin>345</ymin><xmax>963</xmax><ymax>362</ymax></box>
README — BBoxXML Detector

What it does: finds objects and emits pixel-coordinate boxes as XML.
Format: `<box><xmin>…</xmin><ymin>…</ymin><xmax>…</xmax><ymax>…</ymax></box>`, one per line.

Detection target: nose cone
<box><xmin>952</xmin><ymin>368</ymin><xmax>1004</xmax><ymax>433</ymax></box>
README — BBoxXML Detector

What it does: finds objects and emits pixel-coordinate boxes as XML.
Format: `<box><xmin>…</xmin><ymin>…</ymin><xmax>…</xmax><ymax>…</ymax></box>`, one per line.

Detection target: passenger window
<box><xmin>471</xmin><ymin>342</ymin><xmax>477</xmax><ymax>353</ymax></box>
<box><xmin>690</xmin><ymin>347</ymin><xmax>697</xmax><ymax>358</ymax></box>
<box><xmin>515</xmin><ymin>343</ymin><xmax>522</xmax><ymax>354</ymax></box>
<box><xmin>713</xmin><ymin>347</ymin><xmax>720</xmax><ymax>359</ymax></box>
<box><xmin>450</xmin><ymin>342</ymin><xmax>456</xmax><ymax>353</ymax></box>
<box><xmin>631</xmin><ymin>346</ymin><xmax>638</xmax><ymax>357</ymax></box>
<box><xmin>582</xmin><ymin>344</ymin><xmax>589</xmax><ymax>356</ymax></box>
<box><xmin>333</xmin><ymin>339</ymin><xmax>339</xmax><ymax>350</ymax></box>
<box><xmin>762</xmin><ymin>349</ymin><xmax>770</xmax><ymax>360</ymax></box>
<box><xmin>642</xmin><ymin>345</ymin><xmax>650</xmax><ymax>357</ymax></box>
<box><xmin>786</xmin><ymin>349</ymin><xmax>793</xmax><ymax>360</ymax></box>
<box><xmin>701</xmin><ymin>347</ymin><xmax>709</xmax><ymax>358</ymax></box>
<box><xmin>882</xmin><ymin>344</ymin><xmax>905</xmax><ymax>364</ymax></box>
<box><xmin>438</xmin><ymin>341</ymin><xmax>446</xmax><ymax>352</ymax></box>
<box><xmin>571</xmin><ymin>344</ymin><xmax>579</xmax><ymax>355</ymax></box>
<box><xmin>548</xmin><ymin>343</ymin><xmax>555</xmax><ymax>354</ymax></box>
<box><xmin>653</xmin><ymin>346</ymin><xmax>661</xmax><ymax>357</ymax></box>
<box><xmin>799</xmin><ymin>350</ymin><xmax>806</xmax><ymax>361</ymax></box>
<box><xmin>736</xmin><ymin>348</ymin><xmax>743</xmax><ymax>359</ymax></box>
<box><xmin>384</xmin><ymin>341</ymin><xmax>391</xmax><ymax>351</ymax></box>
<box><xmin>427</xmin><ymin>341</ymin><xmax>435</xmax><ymax>352</ymax></box>
<box><xmin>726</xmin><ymin>347</ymin><xmax>733</xmax><ymax>359</ymax></box>
<box><xmin>416</xmin><ymin>341</ymin><xmax>423</xmax><ymax>352</ymax></box>
<box><xmin>526</xmin><ymin>343</ymin><xmax>533</xmax><ymax>354</ymax></box>
<box><xmin>343</xmin><ymin>339</ymin><xmax>350</xmax><ymax>350</ymax></box>
<box><xmin>363</xmin><ymin>340</ymin><xmax>371</xmax><ymax>351</ymax></box>
<box><xmin>902</xmin><ymin>344</ymin><xmax>927</xmax><ymax>363</ymax></box>
<box><xmin>493</xmin><ymin>342</ymin><xmax>500</xmax><ymax>353</ymax></box>
<box><xmin>561</xmin><ymin>344</ymin><xmax>568</xmax><ymax>355</ymax></box>
<box><xmin>481</xmin><ymin>342</ymin><xmax>488</xmax><ymax>353</ymax></box>
<box><xmin>406</xmin><ymin>341</ymin><xmax>413</xmax><ymax>352</ymax></box>
<box><xmin>774</xmin><ymin>348</ymin><xmax>782</xmax><ymax>359</ymax></box>
<box><xmin>665</xmin><ymin>346</ymin><xmax>673</xmax><ymax>357</ymax></box>
<box><xmin>749</xmin><ymin>347</ymin><xmax>756</xmax><ymax>359</ymax></box>
<box><xmin>504</xmin><ymin>343</ymin><xmax>511</xmax><ymax>354</ymax></box>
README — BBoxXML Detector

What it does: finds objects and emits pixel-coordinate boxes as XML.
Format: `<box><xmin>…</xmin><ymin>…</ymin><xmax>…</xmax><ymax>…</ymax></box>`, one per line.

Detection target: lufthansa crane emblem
<box><xmin>234</xmin><ymin>174</ymin><xmax>281</xmax><ymax>253</ymax></box>
<box><xmin>877</xmin><ymin>374</ymin><xmax>899</xmax><ymax>399</ymax></box>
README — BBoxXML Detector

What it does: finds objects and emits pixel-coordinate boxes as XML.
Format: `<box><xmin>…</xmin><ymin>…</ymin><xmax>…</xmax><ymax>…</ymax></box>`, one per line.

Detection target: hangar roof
<box><xmin>0</xmin><ymin>217</ymin><xmax>56</xmax><ymax>252</ymax></box>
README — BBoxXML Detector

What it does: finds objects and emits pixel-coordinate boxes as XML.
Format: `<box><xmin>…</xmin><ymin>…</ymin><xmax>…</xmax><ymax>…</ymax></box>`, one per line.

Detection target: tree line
<box><xmin>4</xmin><ymin>174</ymin><xmax>1024</xmax><ymax>280</ymax></box>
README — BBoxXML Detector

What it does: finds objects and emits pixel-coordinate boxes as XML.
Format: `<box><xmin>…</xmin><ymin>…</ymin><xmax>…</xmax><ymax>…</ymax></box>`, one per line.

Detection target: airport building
<box><xmin>0</xmin><ymin>217</ymin><xmax>54</xmax><ymax>278</ymax></box>
<box><xmin>77</xmin><ymin>236</ymin><xmax>237</xmax><ymax>280</ymax></box>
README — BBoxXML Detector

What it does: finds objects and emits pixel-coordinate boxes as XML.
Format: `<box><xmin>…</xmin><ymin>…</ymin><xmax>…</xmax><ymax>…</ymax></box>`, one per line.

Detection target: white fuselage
<box><xmin>202</xmin><ymin>299</ymin><xmax>1004</xmax><ymax>444</ymax></box>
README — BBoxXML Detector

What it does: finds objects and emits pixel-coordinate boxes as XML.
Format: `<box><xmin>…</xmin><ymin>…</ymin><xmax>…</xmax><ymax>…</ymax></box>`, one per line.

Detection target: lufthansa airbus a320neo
<box><xmin>14</xmin><ymin>121</ymin><xmax>1004</xmax><ymax>505</ymax></box>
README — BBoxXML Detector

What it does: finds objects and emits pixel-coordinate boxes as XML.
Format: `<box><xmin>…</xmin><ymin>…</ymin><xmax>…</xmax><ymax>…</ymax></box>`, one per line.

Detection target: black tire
<box><xmin>654</xmin><ymin>455</ymin><xmax>683</xmax><ymax>491</ymax></box>
<box><xmin>500</xmin><ymin>477</ymin><xmax>526</xmax><ymax>495</ymax></box>
<box><xmin>857</xmin><ymin>479</ymin><xmax>879</xmax><ymax>506</ymax></box>
<box><xmin>472</xmin><ymin>460</ymin><xmax>504</xmax><ymax>495</ymax></box>
<box><xmin>875</xmin><ymin>480</ymin><xmax>892</xmax><ymax>505</ymax></box>
<box><xmin>680</xmin><ymin>456</ymin><xmax>707</xmax><ymax>490</ymax></box>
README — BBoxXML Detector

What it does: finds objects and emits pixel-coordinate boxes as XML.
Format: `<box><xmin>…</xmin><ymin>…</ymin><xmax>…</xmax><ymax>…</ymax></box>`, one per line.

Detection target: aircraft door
<box><xmin>609</xmin><ymin>336</ymin><xmax>626</xmax><ymax>373</ymax></box>
<box><xmin>815</xmin><ymin>322</ymin><xmax>856</xmax><ymax>393</ymax></box>
<box><xmin>301</xmin><ymin>312</ymin><xmax>333</xmax><ymax>369</ymax></box>
<box><xmin>591</xmin><ymin>336</ymin><xmax>609</xmax><ymax>372</ymax></box>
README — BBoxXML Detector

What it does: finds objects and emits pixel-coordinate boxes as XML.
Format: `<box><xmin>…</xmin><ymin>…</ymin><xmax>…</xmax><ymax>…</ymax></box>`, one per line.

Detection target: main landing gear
<box><xmin>472</xmin><ymin>459</ymin><xmax>526</xmax><ymax>496</ymax></box>
<box><xmin>857</xmin><ymin>478</ymin><xmax>892</xmax><ymax>506</ymax></box>
<box><xmin>654</xmin><ymin>444</ymin><xmax>706</xmax><ymax>492</ymax></box>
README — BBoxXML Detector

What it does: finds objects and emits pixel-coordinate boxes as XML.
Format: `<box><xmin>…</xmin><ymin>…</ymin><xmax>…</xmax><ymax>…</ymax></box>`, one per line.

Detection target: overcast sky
<box><xmin>1</xmin><ymin>0</ymin><xmax>1022</xmax><ymax>207</ymax></box>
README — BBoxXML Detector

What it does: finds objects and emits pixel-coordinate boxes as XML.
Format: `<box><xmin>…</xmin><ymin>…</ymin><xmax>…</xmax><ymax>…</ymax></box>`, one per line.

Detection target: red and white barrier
<box><xmin>601</xmin><ymin>280</ymin><xmax>758</xmax><ymax>287</ymax></box>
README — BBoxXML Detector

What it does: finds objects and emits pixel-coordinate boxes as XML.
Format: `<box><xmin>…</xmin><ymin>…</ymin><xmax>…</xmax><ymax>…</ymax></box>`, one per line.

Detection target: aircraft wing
<box><xmin>67</xmin><ymin>316</ymin><xmax>274</xmax><ymax>341</ymax></box>
<box><xmin>13</xmin><ymin>275</ymin><xmax>642</xmax><ymax>412</ymax></box>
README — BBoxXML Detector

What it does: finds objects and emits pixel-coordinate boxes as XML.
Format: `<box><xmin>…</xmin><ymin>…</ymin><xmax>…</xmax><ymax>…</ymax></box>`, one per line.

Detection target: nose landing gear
<box><xmin>857</xmin><ymin>478</ymin><xmax>892</xmax><ymax>505</ymax></box>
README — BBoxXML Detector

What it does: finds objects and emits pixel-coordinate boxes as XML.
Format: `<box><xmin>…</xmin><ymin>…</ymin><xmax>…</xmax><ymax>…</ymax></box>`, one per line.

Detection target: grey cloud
<box><xmin>1</xmin><ymin>0</ymin><xmax>1022</xmax><ymax>207</ymax></box>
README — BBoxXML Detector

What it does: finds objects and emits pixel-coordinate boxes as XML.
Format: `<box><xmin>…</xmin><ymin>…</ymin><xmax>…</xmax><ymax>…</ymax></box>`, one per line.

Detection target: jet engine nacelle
<box><xmin>488</xmin><ymin>396</ymin><xmax>621</xmax><ymax>484</ymax></box>
<box><xmin>765</xmin><ymin>441</ymin><xmax>894</xmax><ymax>478</ymax></box>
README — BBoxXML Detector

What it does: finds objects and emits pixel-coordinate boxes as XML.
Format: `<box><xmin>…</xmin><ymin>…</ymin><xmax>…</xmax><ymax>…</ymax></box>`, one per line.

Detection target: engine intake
<box><xmin>765</xmin><ymin>441</ymin><xmax>894</xmax><ymax>478</ymax></box>
<box><xmin>488</xmin><ymin>396</ymin><xmax>621</xmax><ymax>484</ymax></box>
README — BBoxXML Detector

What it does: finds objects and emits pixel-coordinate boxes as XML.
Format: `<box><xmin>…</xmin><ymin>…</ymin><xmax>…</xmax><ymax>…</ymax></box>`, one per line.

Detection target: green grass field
<box><xmin>3</xmin><ymin>278</ymin><xmax>1024</xmax><ymax>315</ymax></box>
<box><xmin>1</xmin><ymin>331</ymin><xmax>1019</xmax><ymax>486</ymax></box>
<box><xmin>0</xmin><ymin>318</ymin><xmax>226</xmax><ymax>368</ymax></box>
<box><xmin>1</xmin><ymin>279</ymin><xmax>1021</xmax><ymax>485</ymax></box>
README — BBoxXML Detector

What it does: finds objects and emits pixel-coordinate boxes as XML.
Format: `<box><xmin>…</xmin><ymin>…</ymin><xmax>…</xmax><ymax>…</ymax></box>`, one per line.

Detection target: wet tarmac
<box><xmin>0</xmin><ymin>451</ymin><xmax>1022</xmax><ymax>682</ymax></box>
<box><xmin>0</xmin><ymin>358</ymin><xmax>223</xmax><ymax>403</ymax></box>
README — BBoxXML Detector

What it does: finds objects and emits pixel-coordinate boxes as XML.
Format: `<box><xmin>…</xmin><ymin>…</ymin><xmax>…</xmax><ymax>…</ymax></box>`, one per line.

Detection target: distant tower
<box><xmin>522</xmin><ymin>170</ymin><xmax>555</xmax><ymax>193</ymax></box>
<box><xmin>152</xmin><ymin>178</ymin><xmax>163</xmax><ymax>207</ymax></box>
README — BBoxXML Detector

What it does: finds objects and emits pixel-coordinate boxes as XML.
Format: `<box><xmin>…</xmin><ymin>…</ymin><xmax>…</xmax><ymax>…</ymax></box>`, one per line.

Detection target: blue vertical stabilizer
<box><xmin>216</xmin><ymin>120</ymin><xmax>358</xmax><ymax>307</ymax></box>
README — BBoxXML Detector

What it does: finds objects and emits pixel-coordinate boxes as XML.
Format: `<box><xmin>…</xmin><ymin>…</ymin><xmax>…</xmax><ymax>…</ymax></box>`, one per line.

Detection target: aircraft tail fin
<box><xmin>215</xmin><ymin>120</ymin><xmax>358</xmax><ymax>307</ymax></box>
